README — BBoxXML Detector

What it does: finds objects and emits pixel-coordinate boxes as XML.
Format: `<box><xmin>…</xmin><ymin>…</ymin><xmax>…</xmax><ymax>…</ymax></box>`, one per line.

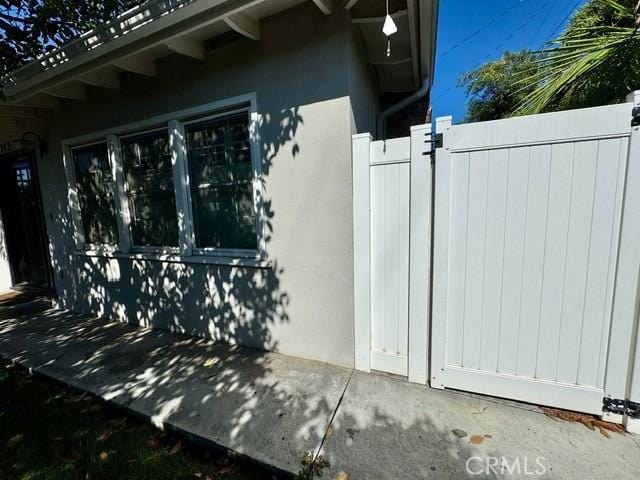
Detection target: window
<box><xmin>71</xmin><ymin>143</ymin><xmax>119</xmax><ymax>245</ymax></box>
<box><xmin>120</xmin><ymin>129</ymin><xmax>179</xmax><ymax>248</ymax></box>
<box><xmin>64</xmin><ymin>94</ymin><xmax>263</xmax><ymax>262</ymax></box>
<box><xmin>185</xmin><ymin>111</ymin><xmax>257</xmax><ymax>251</ymax></box>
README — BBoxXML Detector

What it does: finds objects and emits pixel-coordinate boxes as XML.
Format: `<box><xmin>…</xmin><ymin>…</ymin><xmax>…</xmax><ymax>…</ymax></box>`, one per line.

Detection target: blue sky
<box><xmin>431</xmin><ymin>0</ymin><xmax>588</xmax><ymax>122</ymax></box>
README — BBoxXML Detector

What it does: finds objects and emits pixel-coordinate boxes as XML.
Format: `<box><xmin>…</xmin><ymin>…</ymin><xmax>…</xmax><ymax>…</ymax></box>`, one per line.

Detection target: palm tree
<box><xmin>517</xmin><ymin>0</ymin><xmax>640</xmax><ymax>114</ymax></box>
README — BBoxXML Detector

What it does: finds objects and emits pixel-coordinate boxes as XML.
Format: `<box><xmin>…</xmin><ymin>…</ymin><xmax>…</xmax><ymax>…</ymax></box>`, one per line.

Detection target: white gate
<box><xmin>431</xmin><ymin>104</ymin><xmax>637</xmax><ymax>415</ymax></box>
<box><xmin>353</xmin><ymin>125</ymin><xmax>431</xmax><ymax>382</ymax></box>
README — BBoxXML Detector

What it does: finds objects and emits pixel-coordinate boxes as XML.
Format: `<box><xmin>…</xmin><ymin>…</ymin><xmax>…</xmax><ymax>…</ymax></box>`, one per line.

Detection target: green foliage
<box><xmin>459</xmin><ymin>50</ymin><xmax>540</xmax><ymax>122</ymax></box>
<box><xmin>518</xmin><ymin>0</ymin><xmax>640</xmax><ymax>114</ymax></box>
<box><xmin>0</xmin><ymin>361</ymin><xmax>277</xmax><ymax>480</ymax></box>
<box><xmin>0</xmin><ymin>0</ymin><xmax>141</xmax><ymax>77</ymax></box>
<box><xmin>460</xmin><ymin>0</ymin><xmax>640</xmax><ymax>120</ymax></box>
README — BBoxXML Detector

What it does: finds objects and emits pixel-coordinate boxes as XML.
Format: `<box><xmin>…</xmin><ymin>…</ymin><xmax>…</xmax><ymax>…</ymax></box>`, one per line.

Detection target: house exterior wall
<box><xmin>0</xmin><ymin>212</ymin><xmax>11</xmax><ymax>293</ymax></box>
<box><xmin>346</xmin><ymin>14</ymin><xmax>380</xmax><ymax>135</ymax></box>
<box><xmin>35</xmin><ymin>2</ymin><xmax>377</xmax><ymax>368</ymax></box>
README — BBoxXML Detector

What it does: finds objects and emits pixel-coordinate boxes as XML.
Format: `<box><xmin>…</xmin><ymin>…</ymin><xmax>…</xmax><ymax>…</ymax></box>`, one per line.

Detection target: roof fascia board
<box><xmin>406</xmin><ymin>0</ymin><xmax>420</xmax><ymax>89</ymax></box>
<box><xmin>418</xmin><ymin>0</ymin><xmax>439</xmax><ymax>85</ymax></box>
<box><xmin>6</xmin><ymin>0</ymin><xmax>266</xmax><ymax>102</ymax></box>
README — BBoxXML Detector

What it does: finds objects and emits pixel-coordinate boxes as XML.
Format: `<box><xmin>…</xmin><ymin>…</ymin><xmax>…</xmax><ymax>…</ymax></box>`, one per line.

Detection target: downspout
<box><xmin>376</xmin><ymin>75</ymin><xmax>430</xmax><ymax>140</ymax></box>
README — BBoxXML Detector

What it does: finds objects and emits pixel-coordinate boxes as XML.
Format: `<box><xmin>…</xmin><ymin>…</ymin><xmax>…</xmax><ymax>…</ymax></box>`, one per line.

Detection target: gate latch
<box><xmin>603</xmin><ymin>397</ymin><xmax>640</xmax><ymax>418</ymax></box>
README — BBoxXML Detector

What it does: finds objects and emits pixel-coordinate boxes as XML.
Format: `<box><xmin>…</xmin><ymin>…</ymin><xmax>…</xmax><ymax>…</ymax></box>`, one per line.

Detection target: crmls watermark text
<box><xmin>466</xmin><ymin>456</ymin><xmax>547</xmax><ymax>476</ymax></box>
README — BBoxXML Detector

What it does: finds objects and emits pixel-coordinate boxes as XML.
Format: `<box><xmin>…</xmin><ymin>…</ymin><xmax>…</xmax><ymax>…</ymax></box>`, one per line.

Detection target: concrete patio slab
<box><xmin>1</xmin><ymin>300</ymin><xmax>639</xmax><ymax>479</ymax></box>
<box><xmin>321</xmin><ymin>370</ymin><xmax>640</xmax><ymax>479</ymax></box>
<box><xmin>0</xmin><ymin>301</ymin><xmax>351</xmax><ymax>474</ymax></box>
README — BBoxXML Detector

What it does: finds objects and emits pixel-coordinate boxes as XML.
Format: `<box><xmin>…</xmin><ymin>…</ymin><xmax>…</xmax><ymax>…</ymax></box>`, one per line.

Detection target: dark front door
<box><xmin>0</xmin><ymin>150</ymin><xmax>51</xmax><ymax>291</ymax></box>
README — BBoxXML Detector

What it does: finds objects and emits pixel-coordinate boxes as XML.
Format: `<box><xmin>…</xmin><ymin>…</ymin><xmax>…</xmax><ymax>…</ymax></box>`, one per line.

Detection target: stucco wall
<box><xmin>36</xmin><ymin>3</ymin><xmax>376</xmax><ymax>368</ymax></box>
<box><xmin>346</xmin><ymin>14</ymin><xmax>380</xmax><ymax>135</ymax></box>
<box><xmin>0</xmin><ymin>211</ymin><xmax>12</xmax><ymax>293</ymax></box>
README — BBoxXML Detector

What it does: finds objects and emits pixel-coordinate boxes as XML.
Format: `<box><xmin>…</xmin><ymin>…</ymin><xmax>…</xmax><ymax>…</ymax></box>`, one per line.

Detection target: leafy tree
<box><xmin>460</xmin><ymin>0</ymin><xmax>640</xmax><ymax>120</ymax></box>
<box><xmin>0</xmin><ymin>1</ymin><xmax>139</xmax><ymax>78</ymax></box>
<box><xmin>519</xmin><ymin>0</ymin><xmax>640</xmax><ymax>114</ymax></box>
<box><xmin>458</xmin><ymin>50</ymin><xmax>540</xmax><ymax>122</ymax></box>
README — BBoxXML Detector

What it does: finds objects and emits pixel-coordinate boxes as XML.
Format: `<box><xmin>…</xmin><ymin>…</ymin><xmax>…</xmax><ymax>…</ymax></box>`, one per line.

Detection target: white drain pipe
<box><xmin>376</xmin><ymin>76</ymin><xmax>430</xmax><ymax>139</ymax></box>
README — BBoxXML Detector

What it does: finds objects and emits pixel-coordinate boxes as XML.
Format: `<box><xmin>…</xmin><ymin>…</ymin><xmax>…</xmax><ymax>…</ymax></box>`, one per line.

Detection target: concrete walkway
<box><xmin>1</xmin><ymin>300</ymin><xmax>639</xmax><ymax>479</ymax></box>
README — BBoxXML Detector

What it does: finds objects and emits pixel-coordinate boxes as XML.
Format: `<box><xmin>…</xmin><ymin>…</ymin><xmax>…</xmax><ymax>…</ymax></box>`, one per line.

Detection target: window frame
<box><xmin>117</xmin><ymin>125</ymin><xmax>180</xmax><ymax>255</ymax></box>
<box><xmin>61</xmin><ymin>92</ymin><xmax>266</xmax><ymax>265</ymax></box>
<box><xmin>63</xmin><ymin>139</ymin><xmax>121</xmax><ymax>253</ymax></box>
<box><xmin>181</xmin><ymin>106</ymin><xmax>262</xmax><ymax>259</ymax></box>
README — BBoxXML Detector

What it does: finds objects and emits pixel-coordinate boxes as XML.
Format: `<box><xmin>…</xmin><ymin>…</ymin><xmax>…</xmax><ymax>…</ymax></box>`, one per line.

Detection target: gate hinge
<box><xmin>434</xmin><ymin>133</ymin><xmax>444</xmax><ymax>149</ymax></box>
<box><xmin>632</xmin><ymin>106</ymin><xmax>640</xmax><ymax>127</ymax></box>
<box><xmin>603</xmin><ymin>397</ymin><xmax>640</xmax><ymax>418</ymax></box>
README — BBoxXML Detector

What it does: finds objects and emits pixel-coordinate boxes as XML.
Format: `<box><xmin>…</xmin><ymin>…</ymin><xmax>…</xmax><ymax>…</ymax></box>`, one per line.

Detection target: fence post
<box><xmin>407</xmin><ymin>124</ymin><xmax>432</xmax><ymax>384</ymax></box>
<box><xmin>622</xmin><ymin>91</ymin><xmax>640</xmax><ymax>433</ymax></box>
<box><xmin>430</xmin><ymin>116</ymin><xmax>452</xmax><ymax>390</ymax></box>
<box><xmin>604</xmin><ymin>92</ymin><xmax>640</xmax><ymax>425</ymax></box>
<box><xmin>353</xmin><ymin>133</ymin><xmax>372</xmax><ymax>372</ymax></box>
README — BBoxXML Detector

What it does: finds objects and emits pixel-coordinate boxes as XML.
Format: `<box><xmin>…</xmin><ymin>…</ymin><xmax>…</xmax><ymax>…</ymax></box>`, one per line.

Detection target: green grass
<box><xmin>0</xmin><ymin>361</ymin><xmax>283</xmax><ymax>480</ymax></box>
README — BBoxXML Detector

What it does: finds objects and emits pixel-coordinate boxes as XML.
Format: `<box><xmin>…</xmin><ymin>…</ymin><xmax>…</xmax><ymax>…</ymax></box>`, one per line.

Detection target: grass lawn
<box><xmin>0</xmin><ymin>360</ymin><xmax>286</xmax><ymax>480</ymax></box>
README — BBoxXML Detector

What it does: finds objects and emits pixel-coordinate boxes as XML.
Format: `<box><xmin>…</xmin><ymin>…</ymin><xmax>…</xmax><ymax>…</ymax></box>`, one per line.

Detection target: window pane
<box><xmin>72</xmin><ymin>143</ymin><xmax>119</xmax><ymax>245</ymax></box>
<box><xmin>186</xmin><ymin>112</ymin><xmax>257</xmax><ymax>250</ymax></box>
<box><xmin>120</xmin><ymin>129</ymin><xmax>179</xmax><ymax>247</ymax></box>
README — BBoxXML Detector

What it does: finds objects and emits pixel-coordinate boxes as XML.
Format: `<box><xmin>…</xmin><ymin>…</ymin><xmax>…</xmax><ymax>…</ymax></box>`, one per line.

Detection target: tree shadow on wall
<box><xmin>0</xmin><ymin>104</ymin><xmax>536</xmax><ymax>477</ymax></box>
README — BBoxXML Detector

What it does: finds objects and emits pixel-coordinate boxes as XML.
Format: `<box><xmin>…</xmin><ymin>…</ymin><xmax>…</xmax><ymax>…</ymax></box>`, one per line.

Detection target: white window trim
<box><xmin>180</xmin><ymin>105</ymin><xmax>265</xmax><ymax>259</ymax></box>
<box><xmin>63</xmin><ymin>139</ymin><xmax>120</xmax><ymax>252</ymax></box>
<box><xmin>61</xmin><ymin>92</ymin><xmax>267</xmax><ymax>266</ymax></box>
<box><xmin>115</xmin><ymin>126</ymin><xmax>181</xmax><ymax>255</ymax></box>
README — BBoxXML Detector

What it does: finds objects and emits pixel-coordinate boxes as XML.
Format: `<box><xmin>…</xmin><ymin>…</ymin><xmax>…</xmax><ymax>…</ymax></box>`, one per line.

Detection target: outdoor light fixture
<box><xmin>382</xmin><ymin>0</ymin><xmax>397</xmax><ymax>57</ymax></box>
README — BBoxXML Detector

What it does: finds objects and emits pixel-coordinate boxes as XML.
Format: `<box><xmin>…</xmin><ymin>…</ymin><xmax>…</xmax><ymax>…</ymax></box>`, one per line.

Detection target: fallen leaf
<box><xmin>6</xmin><ymin>434</ymin><xmax>24</xmax><ymax>448</ymax></box>
<box><xmin>109</xmin><ymin>418</ymin><xmax>127</xmax><ymax>427</ymax></box>
<box><xmin>62</xmin><ymin>451</ymin><xmax>81</xmax><ymax>463</ymax></box>
<box><xmin>169</xmin><ymin>440</ymin><xmax>183</xmax><ymax>455</ymax></box>
<box><xmin>203</xmin><ymin>358</ymin><xmax>217</xmax><ymax>367</ymax></box>
<box><xmin>97</xmin><ymin>429</ymin><xmax>113</xmax><ymax>442</ymax></box>
<box><xmin>469</xmin><ymin>435</ymin><xmax>485</xmax><ymax>445</ymax></box>
<box><xmin>451</xmin><ymin>429</ymin><xmax>467</xmax><ymax>438</ymax></box>
<box><xmin>99</xmin><ymin>451</ymin><xmax>109</xmax><ymax>461</ymax></box>
<box><xmin>335</xmin><ymin>472</ymin><xmax>350</xmax><ymax>480</ymax></box>
<box><xmin>599</xmin><ymin>427</ymin><xmax>611</xmax><ymax>438</ymax></box>
<box><xmin>325</xmin><ymin>425</ymin><xmax>335</xmax><ymax>439</ymax></box>
<box><xmin>541</xmin><ymin>406</ymin><xmax>626</xmax><ymax>437</ymax></box>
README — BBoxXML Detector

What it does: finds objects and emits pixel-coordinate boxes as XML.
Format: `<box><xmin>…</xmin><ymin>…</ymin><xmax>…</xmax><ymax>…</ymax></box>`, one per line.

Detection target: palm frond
<box><xmin>516</xmin><ymin>0</ymin><xmax>638</xmax><ymax>115</ymax></box>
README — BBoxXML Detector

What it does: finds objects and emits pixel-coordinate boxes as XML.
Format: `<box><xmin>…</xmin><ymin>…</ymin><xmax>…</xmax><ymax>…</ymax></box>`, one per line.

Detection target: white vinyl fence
<box><xmin>353</xmin><ymin>97</ymin><xmax>640</xmax><ymax>431</ymax></box>
<box><xmin>353</xmin><ymin>125</ymin><xmax>431</xmax><ymax>383</ymax></box>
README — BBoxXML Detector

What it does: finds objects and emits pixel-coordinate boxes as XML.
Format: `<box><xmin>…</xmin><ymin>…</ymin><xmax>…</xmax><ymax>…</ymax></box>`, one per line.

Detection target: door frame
<box><xmin>0</xmin><ymin>143</ymin><xmax>55</xmax><ymax>294</ymax></box>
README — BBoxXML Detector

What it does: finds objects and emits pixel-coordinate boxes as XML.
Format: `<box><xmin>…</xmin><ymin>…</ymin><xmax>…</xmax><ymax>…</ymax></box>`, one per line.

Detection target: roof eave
<box><xmin>2</xmin><ymin>0</ymin><xmax>264</xmax><ymax>103</ymax></box>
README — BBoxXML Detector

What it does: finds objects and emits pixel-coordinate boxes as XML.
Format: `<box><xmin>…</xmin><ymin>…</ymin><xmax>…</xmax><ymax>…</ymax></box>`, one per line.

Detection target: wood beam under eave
<box><xmin>10</xmin><ymin>94</ymin><xmax>60</xmax><ymax>109</ymax></box>
<box><xmin>0</xmin><ymin>105</ymin><xmax>37</xmax><ymax>118</ymax></box>
<box><xmin>344</xmin><ymin>0</ymin><xmax>359</xmax><ymax>9</ymax></box>
<box><xmin>112</xmin><ymin>55</ymin><xmax>156</xmax><ymax>76</ymax></box>
<box><xmin>223</xmin><ymin>13</ymin><xmax>260</xmax><ymax>40</ymax></box>
<box><xmin>312</xmin><ymin>0</ymin><xmax>332</xmax><ymax>15</ymax></box>
<box><xmin>165</xmin><ymin>37</ymin><xmax>205</xmax><ymax>60</ymax></box>
<box><xmin>76</xmin><ymin>66</ymin><xmax>120</xmax><ymax>89</ymax></box>
<box><xmin>43</xmin><ymin>82</ymin><xmax>87</xmax><ymax>100</ymax></box>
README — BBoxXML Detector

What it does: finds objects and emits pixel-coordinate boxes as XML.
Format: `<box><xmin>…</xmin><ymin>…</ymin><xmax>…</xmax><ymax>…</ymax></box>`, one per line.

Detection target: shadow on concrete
<box><xmin>0</xmin><ymin>303</ymin><xmax>486</xmax><ymax>478</ymax></box>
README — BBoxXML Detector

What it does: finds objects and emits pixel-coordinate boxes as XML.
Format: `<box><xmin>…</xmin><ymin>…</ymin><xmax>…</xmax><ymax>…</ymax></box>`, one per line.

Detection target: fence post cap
<box><xmin>627</xmin><ymin>90</ymin><xmax>640</xmax><ymax>107</ymax></box>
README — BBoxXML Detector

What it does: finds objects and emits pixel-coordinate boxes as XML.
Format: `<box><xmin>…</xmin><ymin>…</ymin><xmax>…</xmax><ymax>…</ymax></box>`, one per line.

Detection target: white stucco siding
<box><xmin>346</xmin><ymin>13</ymin><xmax>380</xmax><ymax>136</ymax></box>
<box><xmin>0</xmin><ymin>211</ymin><xmax>12</xmax><ymax>293</ymax></box>
<box><xmin>37</xmin><ymin>2</ymin><xmax>366</xmax><ymax>367</ymax></box>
